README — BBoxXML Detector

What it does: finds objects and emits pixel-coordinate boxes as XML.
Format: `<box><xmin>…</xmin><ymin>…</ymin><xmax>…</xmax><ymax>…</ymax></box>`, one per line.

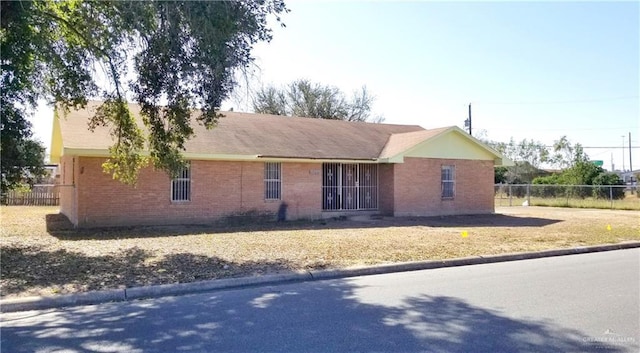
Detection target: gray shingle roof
<box><xmin>54</xmin><ymin>101</ymin><xmax>513</xmax><ymax>166</ymax></box>
<box><xmin>56</xmin><ymin>101</ymin><xmax>427</xmax><ymax>160</ymax></box>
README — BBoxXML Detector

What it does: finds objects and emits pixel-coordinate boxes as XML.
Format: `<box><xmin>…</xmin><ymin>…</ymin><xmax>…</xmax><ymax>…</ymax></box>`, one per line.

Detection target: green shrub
<box><xmin>592</xmin><ymin>173</ymin><xmax>625</xmax><ymax>199</ymax></box>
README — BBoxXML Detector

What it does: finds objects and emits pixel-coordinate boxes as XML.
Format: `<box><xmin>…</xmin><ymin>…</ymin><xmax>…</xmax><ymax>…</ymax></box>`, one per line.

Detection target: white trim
<box><xmin>441</xmin><ymin>165</ymin><xmax>455</xmax><ymax>199</ymax></box>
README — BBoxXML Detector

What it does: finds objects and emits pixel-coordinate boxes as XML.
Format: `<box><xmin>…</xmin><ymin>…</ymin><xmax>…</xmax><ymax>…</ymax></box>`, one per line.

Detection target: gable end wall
<box><xmin>58</xmin><ymin>155</ymin><xmax>79</xmax><ymax>225</ymax></box>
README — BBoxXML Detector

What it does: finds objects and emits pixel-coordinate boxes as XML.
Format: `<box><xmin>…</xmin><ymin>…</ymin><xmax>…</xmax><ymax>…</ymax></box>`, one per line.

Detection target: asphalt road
<box><xmin>2</xmin><ymin>249</ymin><xmax>638</xmax><ymax>353</ymax></box>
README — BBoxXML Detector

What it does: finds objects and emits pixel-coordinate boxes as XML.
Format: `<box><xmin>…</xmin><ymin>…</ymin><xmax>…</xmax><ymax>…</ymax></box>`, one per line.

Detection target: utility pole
<box><xmin>629</xmin><ymin>132</ymin><xmax>633</xmax><ymax>171</ymax></box>
<box><xmin>622</xmin><ymin>135</ymin><xmax>625</xmax><ymax>171</ymax></box>
<box><xmin>611</xmin><ymin>152</ymin><xmax>614</xmax><ymax>171</ymax></box>
<box><xmin>464</xmin><ymin>103</ymin><xmax>472</xmax><ymax>135</ymax></box>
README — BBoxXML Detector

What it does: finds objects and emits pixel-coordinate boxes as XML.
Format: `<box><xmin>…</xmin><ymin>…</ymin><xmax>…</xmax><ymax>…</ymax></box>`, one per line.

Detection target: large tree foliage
<box><xmin>1</xmin><ymin>0</ymin><xmax>287</xmax><ymax>185</ymax></box>
<box><xmin>1</xmin><ymin>1</ymin><xmax>48</xmax><ymax>192</ymax></box>
<box><xmin>253</xmin><ymin>79</ymin><xmax>384</xmax><ymax>122</ymax></box>
<box><xmin>0</xmin><ymin>109</ymin><xmax>45</xmax><ymax>193</ymax></box>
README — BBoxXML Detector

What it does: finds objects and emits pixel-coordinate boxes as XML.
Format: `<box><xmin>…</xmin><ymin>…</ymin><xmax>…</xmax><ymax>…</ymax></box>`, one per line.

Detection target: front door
<box><xmin>322</xmin><ymin>163</ymin><xmax>378</xmax><ymax>211</ymax></box>
<box><xmin>341</xmin><ymin>163</ymin><xmax>358</xmax><ymax>210</ymax></box>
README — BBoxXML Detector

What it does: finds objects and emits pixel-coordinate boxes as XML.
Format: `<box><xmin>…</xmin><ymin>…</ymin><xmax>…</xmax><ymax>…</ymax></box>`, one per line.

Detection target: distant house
<box><xmin>50</xmin><ymin>101</ymin><xmax>511</xmax><ymax>228</ymax></box>
<box><xmin>618</xmin><ymin>169</ymin><xmax>639</xmax><ymax>185</ymax></box>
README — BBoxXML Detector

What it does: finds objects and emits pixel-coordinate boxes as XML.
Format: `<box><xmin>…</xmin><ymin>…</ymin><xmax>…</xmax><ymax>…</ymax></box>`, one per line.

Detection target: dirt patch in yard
<box><xmin>1</xmin><ymin>206</ymin><xmax>639</xmax><ymax>298</ymax></box>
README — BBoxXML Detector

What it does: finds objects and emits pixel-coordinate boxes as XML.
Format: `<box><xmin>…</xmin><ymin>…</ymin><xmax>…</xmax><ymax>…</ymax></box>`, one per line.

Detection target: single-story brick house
<box><xmin>50</xmin><ymin>101</ymin><xmax>511</xmax><ymax>228</ymax></box>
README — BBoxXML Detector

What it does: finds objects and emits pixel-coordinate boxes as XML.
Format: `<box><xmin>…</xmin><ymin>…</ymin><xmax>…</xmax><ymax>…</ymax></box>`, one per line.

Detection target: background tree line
<box><xmin>252</xmin><ymin>79</ymin><xmax>384</xmax><ymax>123</ymax></box>
<box><xmin>484</xmin><ymin>135</ymin><xmax>625</xmax><ymax>199</ymax></box>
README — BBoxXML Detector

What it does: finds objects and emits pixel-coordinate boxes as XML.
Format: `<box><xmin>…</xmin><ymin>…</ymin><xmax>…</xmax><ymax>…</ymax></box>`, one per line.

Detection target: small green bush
<box><xmin>592</xmin><ymin>173</ymin><xmax>625</xmax><ymax>199</ymax></box>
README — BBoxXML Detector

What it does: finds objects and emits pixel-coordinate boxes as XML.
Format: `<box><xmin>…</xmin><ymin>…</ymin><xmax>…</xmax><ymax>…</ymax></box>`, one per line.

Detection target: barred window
<box><xmin>171</xmin><ymin>164</ymin><xmax>191</xmax><ymax>202</ymax></box>
<box><xmin>264</xmin><ymin>162</ymin><xmax>281</xmax><ymax>200</ymax></box>
<box><xmin>441</xmin><ymin>165</ymin><xmax>455</xmax><ymax>199</ymax></box>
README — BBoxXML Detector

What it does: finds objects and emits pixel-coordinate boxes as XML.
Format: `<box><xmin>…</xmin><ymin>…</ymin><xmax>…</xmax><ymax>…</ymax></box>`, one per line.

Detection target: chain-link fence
<box><xmin>494</xmin><ymin>184</ymin><xmax>639</xmax><ymax>210</ymax></box>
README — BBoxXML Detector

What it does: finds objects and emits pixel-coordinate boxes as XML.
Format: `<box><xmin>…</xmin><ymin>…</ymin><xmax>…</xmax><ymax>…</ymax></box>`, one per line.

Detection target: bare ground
<box><xmin>1</xmin><ymin>206</ymin><xmax>639</xmax><ymax>298</ymax></box>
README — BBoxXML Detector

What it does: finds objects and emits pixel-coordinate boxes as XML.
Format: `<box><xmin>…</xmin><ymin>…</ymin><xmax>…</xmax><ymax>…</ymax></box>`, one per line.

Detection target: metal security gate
<box><xmin>322</xmin><ymin>163</ymin><xmax>378</xmax><ymax>211</ymax></box>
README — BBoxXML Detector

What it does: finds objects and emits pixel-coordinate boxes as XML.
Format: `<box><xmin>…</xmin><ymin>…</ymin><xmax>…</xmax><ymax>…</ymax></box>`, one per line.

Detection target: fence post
<box><xmin>527</xmin><ymin>184</ymin><xmax>531</xmax><ymax>206</ymax></box>
<box><xmin>609</xmin><ymin>186</ymin><xmax>613</xmax><ymax>210</ymax></box>
<box><xmin>509</xmin><ymin>184</ymin><xmax>512</xmax><ymax>206</ymax></box>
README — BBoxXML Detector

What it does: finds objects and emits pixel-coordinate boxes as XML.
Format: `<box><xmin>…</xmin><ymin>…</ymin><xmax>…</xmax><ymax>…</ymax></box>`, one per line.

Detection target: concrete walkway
<box><xmin>2</xmin><ymin>241</ymin><xmax>639</xmax><ymax>313</ymax></box>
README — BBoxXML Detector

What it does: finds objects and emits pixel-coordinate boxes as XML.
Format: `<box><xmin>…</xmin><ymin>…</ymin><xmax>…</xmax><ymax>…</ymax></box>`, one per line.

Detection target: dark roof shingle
<box><xmin>57</xmin><ymin>101</ymin><xmax>425</xmax><ymax>160</ymax></box>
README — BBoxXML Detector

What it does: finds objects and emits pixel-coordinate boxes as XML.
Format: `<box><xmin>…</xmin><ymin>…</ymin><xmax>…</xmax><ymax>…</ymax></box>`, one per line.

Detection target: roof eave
<box><xmin>258</xmin><ymin>155</ymin><xmax>379</xmax><ymax>163</ymax></box>
<box><xmin>497</xmin><ymin>157</ymin><xmax>515</xmax><ymax>167</ymax></box>
<box><xmin>55</xmin><ymin>150</ymin><xmax>383</xmax><ymax>164</ymax></box>
<box><xmin>375</xmin><ymin>156</ymin><xmax>404</xmax><ymax>163</ymax></box>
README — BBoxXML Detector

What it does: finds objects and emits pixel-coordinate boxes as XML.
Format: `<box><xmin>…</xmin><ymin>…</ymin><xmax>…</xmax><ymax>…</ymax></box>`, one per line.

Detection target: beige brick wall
<box><xmin>282</xmin><ymin>163</ymin><xmax>322</xmax><ymax>219</ymax></box>
<box><xmin>392</xmin><ymin>158</ymin><xmax>495</xmax><ymax>217</ymax></box>
<box><xmin>60</xmin><ymin>156</ymin><xmax>494</xmax><ymax>227</ymax></box>
<box><xmin>72</xmin><ymin>158</ymin><xmax>322</xmax><ymax>227</ymax></box>
<box><xmin>378</xmin><ymin>164</ymin><xmax>395</xmax><ymax>216</ymax></box>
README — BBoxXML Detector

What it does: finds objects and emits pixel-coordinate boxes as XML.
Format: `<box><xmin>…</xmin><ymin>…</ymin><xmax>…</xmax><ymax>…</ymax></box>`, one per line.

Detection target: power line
<box><xmin>472</xmin><ymin>95</ymin><xmax>639</xmax><ymax>106</ymax></box>
<box><xmin>581</xmin><ymin>146</ymin><xmax>639</xmax><ymax>149</ymax></box>
<box><xmin>475</xmin><ymin>126</ymin><xmax>639</xmax><ymax>132</ymax></box>
<box><xmin>540</xmin><ymin>146</ymin><xmax>639</xmax><ymax>149</ymax></box>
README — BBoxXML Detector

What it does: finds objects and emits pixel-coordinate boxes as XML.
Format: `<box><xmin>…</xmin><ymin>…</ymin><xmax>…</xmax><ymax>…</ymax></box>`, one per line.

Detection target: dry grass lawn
<box><xmin>1</xmin><ymin>206</ymin><xmax>639</xmax><ymax>298</ymax></box>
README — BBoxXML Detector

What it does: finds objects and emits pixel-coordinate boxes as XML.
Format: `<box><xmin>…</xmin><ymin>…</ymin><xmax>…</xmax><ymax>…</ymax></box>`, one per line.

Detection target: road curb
<box><xmin>0</xmin><ymin>289</ymin><xmax>125</xmax><ymax>313</ymax></box>
<box><xmin>308</xmin><ymin>241</ymin><xmax>640</xmax><ymax>280</ymax></box>
<box><xmin>2</xmin><ymin>241</ymin><xmax>639</xmax><ymax>313</ymax></box>
<box><xmin>125</xmin><ymin>272</ymin><xmax>313</xmax><ymax>301</ymax></box>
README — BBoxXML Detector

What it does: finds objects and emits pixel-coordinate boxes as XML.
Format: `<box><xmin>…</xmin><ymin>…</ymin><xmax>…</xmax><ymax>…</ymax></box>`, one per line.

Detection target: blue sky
<box><xmin>32</xmin><ymin>1</ymin><xmax>639</xmax><ymax>171</ymax></box>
